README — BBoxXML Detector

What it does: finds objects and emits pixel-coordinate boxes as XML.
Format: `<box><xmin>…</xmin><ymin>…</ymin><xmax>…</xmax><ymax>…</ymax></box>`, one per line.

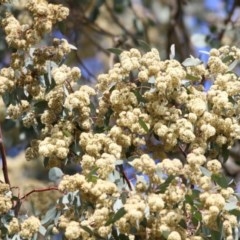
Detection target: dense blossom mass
<box><xmin>0</xmin><ymin>0</ymin><xmax>240</xmax><ymax>240</ymax></box>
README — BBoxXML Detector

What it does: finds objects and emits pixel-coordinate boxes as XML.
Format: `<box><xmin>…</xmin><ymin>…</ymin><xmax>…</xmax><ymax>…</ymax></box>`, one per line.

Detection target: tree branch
<box><xmin>20</xmin><ymin>186</ymin><xmax>60</xmax><ymax>200</ymax></box>
<box><xmin>0</xmin><ymin>124</ymin><xmax>10</xmax><ymax>185</ymax></box>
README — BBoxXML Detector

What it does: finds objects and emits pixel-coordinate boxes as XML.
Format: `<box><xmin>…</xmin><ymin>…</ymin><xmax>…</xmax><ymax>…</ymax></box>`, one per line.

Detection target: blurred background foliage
<box><xmin>0</xmin><ymin>0</ymin><xmax>240</xmax><ymax>214</ymax></box>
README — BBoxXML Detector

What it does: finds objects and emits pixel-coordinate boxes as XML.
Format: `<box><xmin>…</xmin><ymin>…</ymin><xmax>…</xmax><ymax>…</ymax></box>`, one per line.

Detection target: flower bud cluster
<box><xmin>38</xmin><ymin>120</ymin><xmax>74</xmax><ymax>163</ymax></box>
<box><xmin>79</xmin><ymin>132</ymin><xmax>122</xmax><ymax>159</ymax></box>
<box><xmin>52</xmin><ymin>64</ymin><xmax>81</xmax><ymax>85</ymax></box>
<box><xmin>59</xmin><ymin>174</ymin><xmax>118</xmax><ymax>206</ymax></box>
<box><xmin>0</xmin><ymin>183</ymin><xmax>12</xmax><ymax>215</ymax></box>
<box><xmin>2</xmin><ymin>0</ymin><xmax>68</xmax><ymax>49</ymax></box>
<box><xmin>64</xmin><ymin>85</ymin><xmax>95</xmax><ymax>130</ymax></box>
<box><xmin>7</xmin><ymin>100</ymin><xmax>30</xmax><ymax>119</ymax></box>
<box><xmin>19</xmin><ymin>216</ymin><xmax>41</xmax><ymax>239</ymax></box>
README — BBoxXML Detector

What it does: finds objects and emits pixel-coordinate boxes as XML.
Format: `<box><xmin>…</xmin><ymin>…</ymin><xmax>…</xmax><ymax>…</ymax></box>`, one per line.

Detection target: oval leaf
<box><xmin>105</xmin><ymin>207</ymin><xmax>127</xmax><ymax>226</ymax></box>
<box><xmin>48</xmin><ymin>167</ymin><xmax>64</xmax><ymax>182</ymax></box>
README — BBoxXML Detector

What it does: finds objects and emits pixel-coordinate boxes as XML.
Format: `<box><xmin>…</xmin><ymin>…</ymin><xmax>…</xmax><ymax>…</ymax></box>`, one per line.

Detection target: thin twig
<box><xmin>218</xmin><ymin>0</ymin><xmax>237</xmax><ymax>42</ymax></box>
<box><xmin>118</xmin><ymin>166</ymin><xmax>132</xmax><ymax>191</ymax></box>
<box><xmin>105</xmin><ymin>2</ymin><xmax>138</xmax><ymax>45</ymax></box>
<box><xmin>14</xmin><ymin>186</ymin><xmax>60</xmax><ymax>216</ymax></box>
<box><xmin>20</xmin><ymin>186</ymin><xmax>60</xmax><ymax>200</ymax></box>
<box><xmin>0</xmin><ymin>124</ymin><xmax>10</xmax><ymax>185</ymax></box>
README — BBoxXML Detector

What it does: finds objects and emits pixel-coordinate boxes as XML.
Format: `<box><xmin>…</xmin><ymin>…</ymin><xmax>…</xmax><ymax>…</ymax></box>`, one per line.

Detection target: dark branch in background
<box><xmin>80</xmin><ymin>27</ymin><xmax>111</xmax><ymax>56</ymax></box>
<box><xmin>167</xmin><ymin>0</ymin><xmax>194</xmax><ymax>60</ymax></box>
<box><xmin>77</xmin><ymin>57</ymin><xmax>97</xmax><ymax>82</ymax></box>
<box><xmin>105</xmin><ymin>1</ymin><xmax>139</xmax><ymax>46</ymax></box>
<box><xmin>0</xmin><ymin>124</ymin><xmax>10</xmax><ymax>185</ymax></box>
<box><xmin>218</xmin><ymin>0</ymin><xmax>237</xmax><ymax>42</ymax></box>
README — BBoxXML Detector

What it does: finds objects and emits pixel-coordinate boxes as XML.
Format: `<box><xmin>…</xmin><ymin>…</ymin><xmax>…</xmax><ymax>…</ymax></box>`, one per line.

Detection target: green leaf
<box><xmin>138</xmin><ymin>117</ymin><xmax>149</xmax><ymax>133</ymax></box>
<box><xmin>222</xmin><ymin>144</ymin><xmax>229</xmax><ymax>162</ymax></box>
<box><xmin>211</xmin><ymin>174</ymin><xmax>229</xmax><ymax>188</ymax></box>
<box><xmin>2</xmin><ymin>119</ymin><xmax>16</xmax><ymax>130</ymax></box>
<box><xmin>48</xmin><ymin>167</ymin><xmax>64</xmax><ymax>182</ymax></box>
<box><xmin>86</xmin><ymin>167</ymin><xmax>99</xmax><ymax>183</ymax></box>
<box><xmin>179</xmin><ymin>219</ymin><xmax>187</xmax><ymax>229</ymax></box>
<box><xmin>229</xmin><ymin>209</ymin><xmax>240</xmax><ymax>217</ymax></box>
<box><xmin>222</xmin><ymin>55</ymin><xmax>234</xmax><ymax>63</ymax></box>
<box><xmin>105</xmin><ymin>207</ymin><xmax>127</xmax><ymax>226</ymax></box>
<box><xmin>108</xmin><ymin>48</ymin><xmax>123</xmax><ymax>55</ymax></box>
<box><xmin>210</xmin><ymin>229</ymin><xmax>223</xmax><ymax>239</ymax></box>
<box><xmin>104</xmin><ymin>108</ymin><xmax>114</xmax><ymax>129</ymax></box>
<box><xmin>157</xmin><ymin>175</ymin><xmax>175</xmax><ymax>193</ymax></box>
<box><xmin>43</xmin><ymin>157</ymin><xmax>49</xmax><ymax>167</ymax></box>
<box><xmin>185</xmin><ymin>194</ymin><xmax>194</xmax><ymax>205</ymax></box>
<box><xmin>133</xmin><ymin>90</ymin><xmax>146</xmax><ymax>103</ymax></box>
<box><xmin>33</xmin><ymin>100</ymin><xmax>48</xmax><ymax>113</ymax></box>
<box><xmin>137</xmin><ymin>40</ymin><xmax>151</xmax><ymax>52</ymax></box>
<box><xmin>185</xmin><ymin>74</ymin><xmax>199</xmax><ymax>81</ymax></box>
<box><xmin>113</xmin><ymin>0</ymin><xmax>127</xmax><ymax>13</ymax></box>
<box><xmin>118</xmin><ymin>234</ymin><xmax>130</xmax><ymax>240</ymax></box>
<box><xmin>81</xmin><ymin>226</ymin><xmax>94</xmax><ymax>236</ymax></box>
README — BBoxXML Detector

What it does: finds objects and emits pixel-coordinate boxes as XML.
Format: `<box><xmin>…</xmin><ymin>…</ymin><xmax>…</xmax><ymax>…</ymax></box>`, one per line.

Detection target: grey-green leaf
<box><xmin>105</xmin><ymin>207</ymin><xmax>127</xmax><ymax>226</ymax></box>
<box><xmin>48</xmin><ymin>167</ymin><xmax>64</xmax><ymax>182</ymax></box>
<box><xmin>182</xmin><ymin>57</ymin><xmax>202</xmax><ymax>67</ymax></box>
<box><xmin>108</xmin><ymin>48</ymin><xmax>123</xmax><ymax>55</ymax></box>
<box><xmin>138</xmin><ymin>117</ymin><xmax>149</xmax><ymax>133</ymax></box>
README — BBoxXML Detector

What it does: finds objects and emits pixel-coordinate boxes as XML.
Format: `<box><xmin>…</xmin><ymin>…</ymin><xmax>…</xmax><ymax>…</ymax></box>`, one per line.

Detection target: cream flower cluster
<box><xmin>81</xmin><ymin>153</ymin><xmax>116</xmax><ymax>178</ymax></box>
<box><xmin>117</xmin><ymin>108</ymin><xmax>151</xmax><ymax>136</ymax></box>
<box><xmin>138</xmin><ymin>48</ymin><xmax>161</xmax><ymax>82</ymax></box>
<box><xmin>157</xmin><ymin>158</ymin><xmax>183</xmax><ymax>176</ymax></box>
<box><xmin>45</xmin><ymin>86</ymin><xmax>64</xmax><ymax>113</ymax></box>
<box><xmin>120</xmin><ymin>48</ymin><xmax>141</xmax><ymax>73</ymax></box>
<box><xmin>117</xmin><ymin>194</ymin><xmax>146</xmax><ymax>230</ymax></box>
<box><xmin>0</xmin><ymin>67</ymin><xmax>15</xmax><ymax>94</ymax></box>
<box><xmin>8</xmin><ymin>218</ymin><xmax>20</xmax><ymax>235</ymax></box>
<box><xmin>109</xmin><ymin>126</ymin><xmax>132</xmax><ymax>148</ymax></box>
<box><xmin>109</xmin><ymin>85</ymin><xmax>138</xmax><ymax>112</ymax></box>
<box><xmin>58</xmin><ymin>174</ymin><xmax>118</xmax><ymax>208</ymax></box>
<box><xmin>19</xmin><ymin>216</ymin><xmax>41</xmax><ymax>239</ymax></box>
<box><xmin>0</xmin><ymin>183</ymin><xmax>12</xmax><ymax>215</ymax></box>
<box><xmin>38</xmin><ymin>120</ymin><xmax>74</xmax><ymax>164</ymax></box>
<box><xmin>33</xmin><ymin>39</ymin><xmax>72</xmax><ymax>66</ymax></box>
<box><xmin>186</xmin><ymin>63</ymin><xmax>208</xmax><ymax>82</ymax></box>
<box><xmin>52</xmin><ymin>64</ymin><xmax>80</xmax><ymax>85</ymax></box>
<box><xmin>64</xmin><ymin>85</ymin><xmax>95</xmax><ymax>130</ymax></box>
<box><xmin>7</xmin><ymin>100</ymin><xmax>30</xmax><ymax>119</ymax></box>
<box><xmin>200</xmin><ymin>191</ymin><xmax>238</xmax><ymax>238</ymax></box>
<box><xmin>131</xmin><ymin>154</ymin><xmax>156</xmax><ymax>176</ymax></box>
<box><xmin>3</xmin><ymin>7</ymin><xmax>240</xmax><ymax>238</ymax></box>
<box><xmin>79</xmin><ymin>132</ymin><xmax>122</xmax><ymax>159</ymax></box>
<box><xmin>2</xmin><ymin>0</ymin><xmax>68</xmax><ymax>49</ymax></box>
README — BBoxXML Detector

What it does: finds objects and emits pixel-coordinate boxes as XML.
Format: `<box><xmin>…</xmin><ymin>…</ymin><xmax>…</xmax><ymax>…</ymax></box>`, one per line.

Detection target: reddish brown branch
<box><xmin>118</xmin><ymin>166</ymin><xmax>132</xmax><ymax>191</ymax></box>
<box><xmin>13</xmin><ymin>186</ymin><xmax>60</xmax><ymax>216</ymax></box>
<box><xmin>20</xmin><ymin>186</ymin><xmax>60</xmax><ymax>200</ymax></box>
<box><xmin>0</xmin><ymin>124</ymin><xmax>10</xmax><ymax>185</ymax></box>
